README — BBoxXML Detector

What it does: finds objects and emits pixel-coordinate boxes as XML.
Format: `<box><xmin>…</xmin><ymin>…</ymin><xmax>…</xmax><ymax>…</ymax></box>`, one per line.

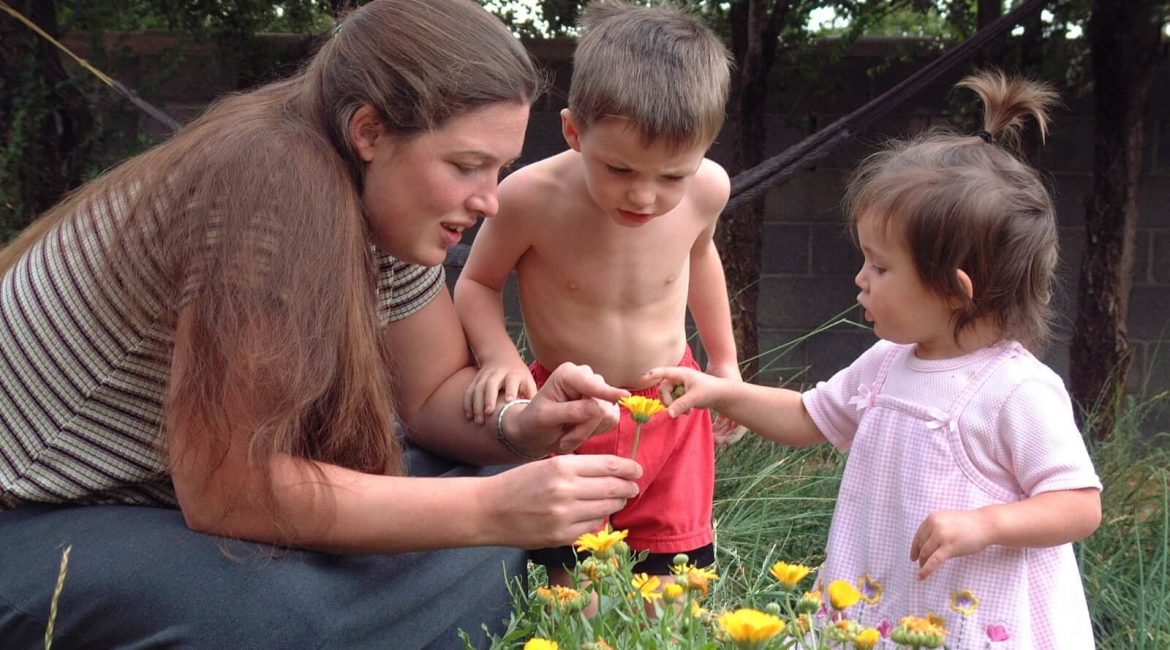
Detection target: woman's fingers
<box><xmin>554</xmin><ymin>399</ymin><xmax>621</xmax><ymax>452</ymax></box>
<box><xmin>493</xmin><ymin>456</ymin><xmax>641</xmax><ymax>547</ymax></box>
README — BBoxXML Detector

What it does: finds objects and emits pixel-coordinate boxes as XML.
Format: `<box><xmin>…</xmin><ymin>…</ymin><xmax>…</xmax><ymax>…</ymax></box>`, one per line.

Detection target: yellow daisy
<box><xmin>671</xmin><ymin>564</ymin><xmax>719</xmax><ymax>597</ymax></box>
<box><xmin>662</xmin><ymin>582</ymin><xmax>686</xmax><ymax>603</ymax></box>
<box><xmin>620</xmin><ymin>395</ymin><xmax>667</xmax><ymax>424</ymax></box>
<box><xmin>718</xmin><ymin>608</ymin><xmax>786</xmax><ymax>647</ymax></box>
<box><xmin>523</xmin><ymin>639</ymin><xmax>558</xmax><ymax>650</ymax></box>
<box><xmin>769</xmin><ymin>561</ymin><xmax>812</xmax><ymax>590</ymax></box>
<box><xmin>827</xmin><ymin>579</ymin><xmax>862</xmax><ymax>610</ymax></box>
<box><xmin>632</xmin><ymin>573</ymin><xmax>663</xmax><ymax>601</ymax></box>
<box><xmin>853</xmin><ymin>627</ymin><xmax>881</xmax><ymax>649</ymax></box>
<box><xmin>574</xmin><ymin>526</ymin><xmax>628</xmax><ymax>557</ymax></box>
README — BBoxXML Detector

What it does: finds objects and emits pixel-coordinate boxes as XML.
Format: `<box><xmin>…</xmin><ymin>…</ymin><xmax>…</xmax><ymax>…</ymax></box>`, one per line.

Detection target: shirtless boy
<box><xmin>454</xmin><ymin>0</ymin><xmax>740</xmax><ymax>579</ymax></box>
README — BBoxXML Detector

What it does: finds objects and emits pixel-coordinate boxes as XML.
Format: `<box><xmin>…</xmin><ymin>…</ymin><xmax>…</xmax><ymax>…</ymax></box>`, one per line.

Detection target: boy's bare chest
<box><xmin>523</xmin><ymin>224</ymin><xmax>695</xmax><ymax>305</ymax></box>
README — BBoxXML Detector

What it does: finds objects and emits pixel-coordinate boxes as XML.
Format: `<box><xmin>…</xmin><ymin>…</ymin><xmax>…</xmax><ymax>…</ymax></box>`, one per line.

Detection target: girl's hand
<box><xmin>910</xmin><ymin>509</ymin><xmax>992</xmax><ymax>580</ymax></box>
<box><xmin>483</xmin><ymin>454</ymin><xmax>642</xmax><ymax>548</ymax></box>
<box><xmin>641</xmin><ymin>366</ymin><xmax>726</xmax><ymax>416</ymax></box>
<box><xmin>463</xmin><ymin>359</ymin><xmax>538</xmax><ymax>424</ymax></box>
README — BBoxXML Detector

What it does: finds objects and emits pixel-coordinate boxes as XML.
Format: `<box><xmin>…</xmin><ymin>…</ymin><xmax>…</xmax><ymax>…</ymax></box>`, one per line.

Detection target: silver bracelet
<box><xmin>495</xmin><ymin>398</ymin><xmax>541</xmax><ymax>460</ymax></box>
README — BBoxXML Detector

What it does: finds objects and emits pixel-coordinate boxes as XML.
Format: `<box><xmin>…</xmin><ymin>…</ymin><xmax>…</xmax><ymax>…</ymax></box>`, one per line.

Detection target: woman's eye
<box><xmin>663</xmin><ymin>175</ymin><xmax>684</xmax><ymax>183</ymax></box>
<box><xmin>455</xmin><ymin>163</ymin><xmax>478</xmax><ymax>174</ymax></box>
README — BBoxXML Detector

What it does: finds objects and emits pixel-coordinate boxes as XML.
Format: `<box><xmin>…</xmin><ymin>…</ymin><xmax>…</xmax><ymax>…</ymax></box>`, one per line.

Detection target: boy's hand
<box><xmin>464</xmin><ymin>358</ymin><xmax>538</xmax><ymax>424</ymax></box>
<box><xmin>703</xmin><ymin>363</ymin><xmax>748</xmax><ymax>445</ymax></box>
<box><xmin>910</xmin><ymin>509</ymin><xmax>992</xmax><ymax>580</ymax></box>
<box><xmin>713</xmin><ymin>416</ymin><xmax>749</xmax><ymax>446</ymax></box>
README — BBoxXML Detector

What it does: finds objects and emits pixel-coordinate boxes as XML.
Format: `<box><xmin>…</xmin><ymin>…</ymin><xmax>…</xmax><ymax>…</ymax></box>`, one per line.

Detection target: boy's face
<box><xmin>562</xmin><ymin>111</ymin><xmax>708</xmax><ymax>227</ymax></box>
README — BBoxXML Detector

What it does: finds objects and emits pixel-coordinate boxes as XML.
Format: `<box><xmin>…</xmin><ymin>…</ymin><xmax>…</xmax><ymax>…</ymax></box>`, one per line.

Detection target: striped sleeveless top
<box><xmin>0</xmin><ymin>188</ymin><xmax>443</xmax><ymax>509</ymax></box>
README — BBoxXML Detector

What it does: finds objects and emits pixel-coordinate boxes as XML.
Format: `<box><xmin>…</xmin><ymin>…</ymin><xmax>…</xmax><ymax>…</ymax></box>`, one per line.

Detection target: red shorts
<box><xmin>529</xmin><ymin>346</ymin><xmax>715</xmax><ymax>563</ymax></box>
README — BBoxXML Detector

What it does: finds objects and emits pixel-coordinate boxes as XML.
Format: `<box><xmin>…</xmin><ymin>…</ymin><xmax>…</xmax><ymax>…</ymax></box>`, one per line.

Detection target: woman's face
<box><xmin>360</xmin><ymin>102</ymin><xmax>530</xmax><ymax>267</ymax></box>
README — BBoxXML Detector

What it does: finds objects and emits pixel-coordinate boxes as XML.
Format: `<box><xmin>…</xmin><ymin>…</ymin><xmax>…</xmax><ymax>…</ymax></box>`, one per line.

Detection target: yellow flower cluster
<box><xmin>535</xmin><ymin>585</ymin><xmax>590</xmax><ymax>613</ymax></box>
<box><xmin>504</xmin><ymin>529</ymin><xmax>968</xmax><ymax>650</ymax></box>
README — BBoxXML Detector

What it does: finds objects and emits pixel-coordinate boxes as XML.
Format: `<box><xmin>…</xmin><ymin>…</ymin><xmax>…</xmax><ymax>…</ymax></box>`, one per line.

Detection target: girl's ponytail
<box><xmin>958</xmin><ymin>70</ymin><xmax>1059</xmax><ymax>148</ymax></box>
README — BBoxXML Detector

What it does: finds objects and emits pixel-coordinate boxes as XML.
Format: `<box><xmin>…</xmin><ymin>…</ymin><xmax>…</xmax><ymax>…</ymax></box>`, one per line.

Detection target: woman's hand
<box><xmin>503</xmin><ymin>363</ymin><xmax>628</xmax><ymax>456</ymax></box>
<box><xmin>480</xmin><ymin>454</ymin><xmax>642</xmax><ymax>548</ymax></box>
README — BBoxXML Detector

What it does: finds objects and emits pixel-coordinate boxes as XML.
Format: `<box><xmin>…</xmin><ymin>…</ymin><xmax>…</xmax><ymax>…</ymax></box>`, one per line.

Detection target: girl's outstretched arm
<box><xmin>910</xmin><ymin>487</ymin><xmax>1102</xmax><ymax>580</ymax></box>
<box><xmin>642</xmin><ymin>366</ymin><xmax>826</xmax><ymax>447</ymax></box>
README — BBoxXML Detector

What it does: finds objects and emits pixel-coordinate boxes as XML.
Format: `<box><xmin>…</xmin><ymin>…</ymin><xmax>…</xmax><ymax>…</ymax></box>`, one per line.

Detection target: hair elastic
<box><xmin>974</xmin><ymin>130</ymin><xmax>995</xmax><ymax>144</ymax></box>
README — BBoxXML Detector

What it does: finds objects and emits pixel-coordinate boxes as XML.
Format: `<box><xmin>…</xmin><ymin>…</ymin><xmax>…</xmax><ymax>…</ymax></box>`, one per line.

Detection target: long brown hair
<box><xmin>0</xmin><ymin>0</ymin><xmax>540</xmax><ymax>528</ymax></box>
<box><xmin>844</xmin><ymin>70</ymin><xmax>1059</xmax><ymax>349</ymax></box>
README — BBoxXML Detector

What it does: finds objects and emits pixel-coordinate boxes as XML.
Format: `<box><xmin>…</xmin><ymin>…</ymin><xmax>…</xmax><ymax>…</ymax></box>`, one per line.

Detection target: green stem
<box><xmin>630</xmin><ymin>422</ymin><xmax>644</xmax><ymax>460</ymax></box>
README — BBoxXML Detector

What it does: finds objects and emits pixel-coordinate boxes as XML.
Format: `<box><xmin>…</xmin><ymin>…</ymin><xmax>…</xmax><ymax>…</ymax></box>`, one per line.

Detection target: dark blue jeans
<box><xmin>0</xmin><ymin>448</ymin><xmax>524</xmax><ymax>649</ymax></box>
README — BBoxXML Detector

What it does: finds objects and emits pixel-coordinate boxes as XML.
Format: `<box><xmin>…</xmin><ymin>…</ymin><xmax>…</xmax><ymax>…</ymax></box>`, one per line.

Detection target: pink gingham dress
<box><xmin>804</xmin><ymin>340</ymin><xmax>1101</xmax><ymax>649</ymax></box>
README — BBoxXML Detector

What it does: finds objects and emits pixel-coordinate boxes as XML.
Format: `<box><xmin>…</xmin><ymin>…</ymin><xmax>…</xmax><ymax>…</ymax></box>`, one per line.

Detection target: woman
<box><xmin>0</xmin><ymin>1</ymin><xmax>642</xmax><ymax>647</ymax></box>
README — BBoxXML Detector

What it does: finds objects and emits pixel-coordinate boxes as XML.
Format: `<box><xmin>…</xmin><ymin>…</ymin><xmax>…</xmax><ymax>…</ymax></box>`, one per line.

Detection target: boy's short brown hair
<box><xmin>568</xmin><ymin>0</ymin><xmax>732</xmax><ymax>150</ymax></box>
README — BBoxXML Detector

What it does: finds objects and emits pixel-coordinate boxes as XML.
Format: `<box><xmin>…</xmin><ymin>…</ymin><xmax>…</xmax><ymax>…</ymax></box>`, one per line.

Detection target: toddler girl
<box><xmin>646</xmin><ymin>71</ymin><xmax>1102</xmax><ymax>648</ymax></box>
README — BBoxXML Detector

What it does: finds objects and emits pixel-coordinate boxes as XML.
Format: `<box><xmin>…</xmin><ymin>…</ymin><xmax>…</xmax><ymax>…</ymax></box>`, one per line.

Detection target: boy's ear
<box><xmin>350</xmin><ymin>105</ymin><xmax>386</xmax><ymax>163</ymax></box>
<box><xmin>954</xmin><ymin>268</ymin><xmax>975</xmax><ymax>305</ymax></box>
<box><xmin>561</xmin><ymin>108</ymin><xmax>583</xmax><ymax>152</ymax></box>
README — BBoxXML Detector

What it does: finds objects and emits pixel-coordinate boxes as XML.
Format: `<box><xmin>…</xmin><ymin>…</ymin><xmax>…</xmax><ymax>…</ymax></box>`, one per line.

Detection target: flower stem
<box><xmin>630</xmin><ymin>422</ymin><xmax>644</xmax><ymax>460</ymax></box>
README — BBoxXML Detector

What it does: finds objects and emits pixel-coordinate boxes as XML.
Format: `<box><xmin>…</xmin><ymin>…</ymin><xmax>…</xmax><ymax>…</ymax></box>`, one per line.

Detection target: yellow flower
<box><xmin>769</xmin><ymin>561</ymin><xmax>812</xmax><ymax>590</ymax></box>
<box><xmin>582</xmin><ymin>640</ymin><xmax>614</xmax><ymax>650</ymax></box>
<box><xmin>662</xmin><ymin>582</ymin><xmax>686</xmax><ymax>603</ymax></box>
<box><xmin>858</xmin><ymin>574</ymin><xmax>884</xmax><ymax>605</ymax></box>
<box><xmin>574</xmin><ymin>526</ymin><xmax>628</xmax><ymax>558</ymax></box>
<box><xmin>620</xmin><ymin>395</ymin><xmax>666</xmax><ymax>424</ymax></box>
<box><xmin>853</xmin><ymin>627</ymin><xmax>881</xmax><ymax>649</ymax></box>
<box><xmin>828</xmin><ymin>579</ymin><xmax>862</xmax><ymax>610</ymax></box>
<box><xmin>671</xmin><ymin>564</ymin><xmax>719</xmax><ymax>597</ymax></box>
<box><xmin>718</xmin><ymin>608</ymin><xmax>786</xmax><ymax>647</ymax></box>
<box><xmin>632</xmin><ymin>573</ymin><xmax>663</xmax><ymax>601</ymax></box>
<box><xmin>523</xmin><ymin>639</ymin><xmax>558</xmax><ymax>650</ymax></box>
<box><xmin>950</xmin><ymin>589</ymin><xmax>980</xmax><ymax>617</ymax></box>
